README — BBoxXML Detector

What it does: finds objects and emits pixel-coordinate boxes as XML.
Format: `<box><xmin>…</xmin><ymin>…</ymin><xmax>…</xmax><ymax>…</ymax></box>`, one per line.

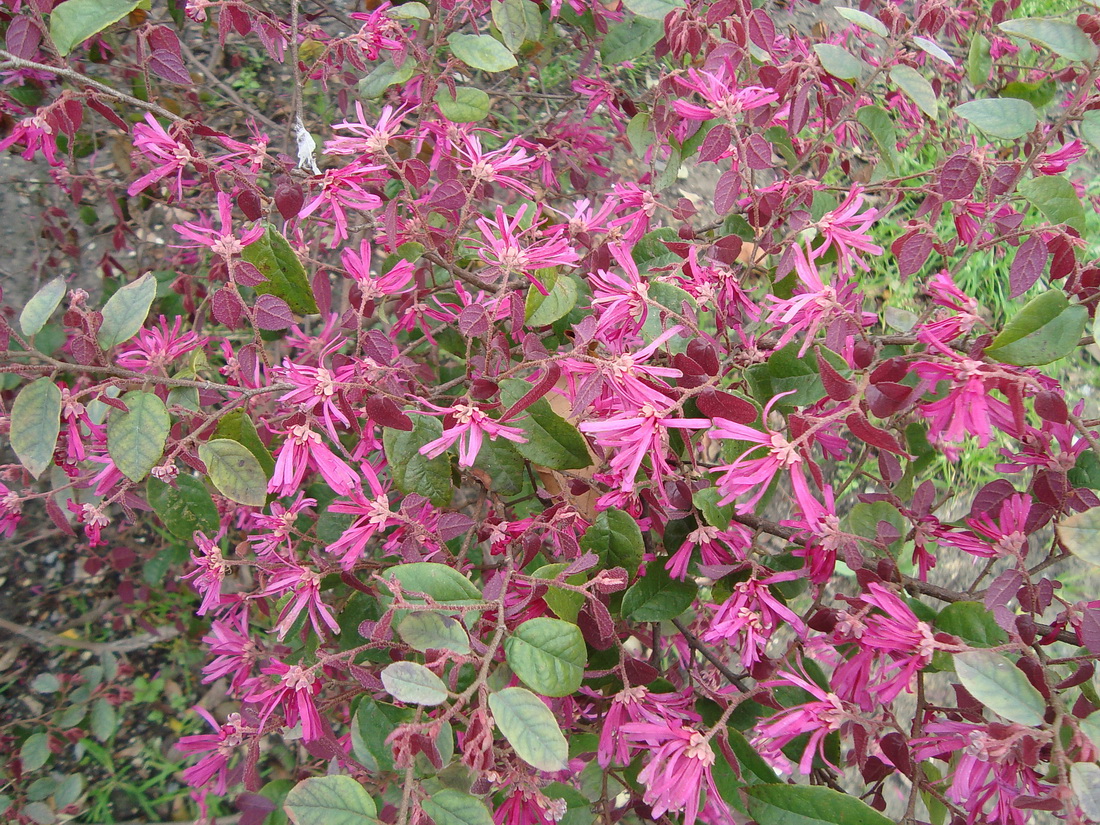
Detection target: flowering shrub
<box><xmin>4</xmin><ymin>0</ymin><xmax>1100</xmax><ymax>823</ymax></box>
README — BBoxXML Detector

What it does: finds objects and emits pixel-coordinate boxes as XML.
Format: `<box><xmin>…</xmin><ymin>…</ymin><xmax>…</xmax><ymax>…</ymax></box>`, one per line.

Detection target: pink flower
<box><xmin>809</xmin><ymin>186</ymin><xmax>883</xmax><ymax>274</ymax></box>
<box><xmin>127</xmin><ymin>114</ymin><xmax>198</xmax><ymax>200</ymax></box>
<box><xmin>299</xmin><ymin>162</ymin><xmax>385</xmax><ymax>246</ymax></box>
<box><xmin>260</xmin><ymin>561</ymin><xmax>340</xmax><ymax>640</ymax></box>
<box><xmin>269</xmin><ymin>423</ymin><xmax>360</xmax><ymax>497</ymax></box>
<box><xmin>274</xmin><ymin>352</ymin><xmax>356</xmax><ymax>443</ymax></box>
<box><xmin>703</xmin><ymin>576</ymin><xmax>807</xmax><ymax>668</ymax></box>
<box><xmin>753</xmin><ymin>666</ymin><xmax>852</xmax><ymax>775</ymax></box>
<box><xmin>181</xmin><ymin>532</ymin><xmax>229</xmax><ymax>616</ymax></box>
<box><xmin>341</xmin><ymin>238</ymin><xmax>415</xmax><ymax>299</ymax></box>
<box><xmin>177</xmin><ymin>708</ymin><xmax>245</xmax><ymax>794</ymax></box>
<box><xmin>938</xmin><ymin>493</ymin><xmax>1033</xmax><ymax>560</ymax></box>
<box><xmin>598</xmin><ymin>686</ymin><xmax>699</xmax><ymax>768</ymax></box>
<box><xmin>1035</xmin><ymin>140</ymin><xmax>1086</xmax><ymax>175</ymax></box>
<box><xmin>116</xmin><ymin>315</ymin><xmax>206</xmax><ymax>374</ymax></box>
<box><xmin>472</xmin><ymin>205</ymin><xmax>580</xmax><ymax>294</ymax></box>
<box><xmin>325</xmin><ymin>102</ymin><xmax>411</xmax><ymax>157</ymax></box>
<box><xmin>0</xmin><ymin>483</ymin><xmax>23</xmax><ymax>539</ymax></box>
<box><xmin>200</xmin><ymin>607</ymin><xmax>263</xmax><ymax>692</ymax></box>
<box><xmin>456</xmin><ymin>133</ymin><xmax>540</xmax><ymax>197</ymax></box>
<box><xmin>248</xmin><ymin>659</ymin><xmax>324</xmax><ymax>741</ymax></box>
<box><xmin>418</xmin><ymin>402</ymin><xmax>527</xmax><ymax>467</ymax></box>
<box><xmin>173</xmin><ymin>192</ymin><xmax>264</xmax><ymax>258</ymax></box>
<box><xmin>327</xmin><ymin>478</ymin><xmax>399</xmax><ymax>569</ymax></box>
<box><xmin>665</xmin><ymin>523</ymin><xmax>752</xmax><ymax>580</ymax></box>
<box><xmin>620</xmin><ymin>721</ymin><xmax>726</xmax><ymax>825</ymax></box>
<box><xmin>672</xmin><ymin>66</ymin><xmax>779</xmax><ymax>126</ymax></box>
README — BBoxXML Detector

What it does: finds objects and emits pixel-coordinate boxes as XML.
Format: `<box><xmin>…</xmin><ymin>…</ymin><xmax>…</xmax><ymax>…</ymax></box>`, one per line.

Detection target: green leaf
<box><xmin>889</xmin><ymin>65</ymin><xmax>938</xmax><ymax>118</ymax></box>
<box><xmin>726</xmin><ymin>727</ymin><xmax>780</xmax><ymax>785</ymax></box>
<box><xmin>284</xmin><ymin>776</ymin><xmax>378</xmax><ymax>825</ymax></box>
<box><xmin>934</xmin><ymin>601</ymin><xmax>1007</xmax><ymax>647</ymax></box>
<box><xmin>835</xmin><ymin>7</ymin><xmax>887</xmax><ymax>37</ymax></box>
<box><xmin>745</xmin><ymin>343</ymin><xmax>822</xmax><ymax>409</ymax></box>
<box><xmin>434</xmin><ymin>87</ymin><xmax>492</xmax><ymax>123</ymax></box>
<box><xmin>488</xmin><ymin>687</ymin><xmax>569</xmax><ymax>771</ymax></box>
<box><xmin>448</xmin><ymin>34</ymin><xmax>518</xmax><ymax>72</ymax></box>
<box><xmin>1083</xmin><ymin>110</ymin><xmax>1100</xmax><ymax>152</ymax></box>
<box><xmin>500</xmin><ymin>379</ymin><xmax>591</xmax><ymax>470</ymax></box>
<box><xmin>505</xmin><ymin>617</ymin><xmax>586</xmax><ymax>696</ymax></box>
<box><xmin>20</xmin><ymin>733</ymin><xmax>50</xmax><ymax>772</ymax></box>
<box><xmin>492</xmin><ymin>0</ymin><xmax>542</xmax><ymax>51</ymax></box>
<box><xmin>10</xmin><ymin>378</ymin><xmax>61</xmax><ymax>479</ymax></box>
<box><xmin>601</xmin><ymin>17</ymin><xmax>665</xmax><ymax>64</ymax></box>
<box><xmin>90</xmin><ymin>697</ymin><xmax>117</xmax><ymax>742</ymax></box>
<box><xmin>985</xmin><ymin>289</ymin><xmax>1087</xmax><ymax>366</ymax></box>
<box><xmin>199</xmin><ymin>438</ymin><xmax>268</xmax><ymax>507</ymax></box>
<box><xmin>398</xmin><ymin>612</ymin><xmax>471</xmax><ymax>654</ymax></box>
<box><xmin>999</xmin><ymin>79</ymin><xmax>1057</xmax><ymax>108</ymax></box>
<box><xmin>998</xmin><ymin>18</ymin><xmax>1098</xmax><ymax>62</ymax></box>
<box><xmin>694</xmin><ymin>485</ymin><xmax>736</xmax><ymax>530</ymax></box>
<box><xmin>50</xmin><ymin>0</ymin><xmax>145</xmax><ymax>55</ymax></box>
<box><xmin>98</xmin><ymin>272</ymin><xmax>156</xmax><ymax>349</ymax></box>
<box><xmin>150</xmin><ymin>470</ymin><xmax>218</xmax><ymax>543</ymax></box>
<box><xmin>383</xmin><ymin>416</ymin><xmax>454</xmax><ymax>506</ymax></box>
<box><xmin>745</xmin><ymin>785</ymin><xmax>894</xmax><ymax>825</ymax></box>
<box><xmin>968</xmin><ymin>34</ymin><xmax>993</xmax><ymax>86</ymax></box>
<box><xmin>622</xmin><ymin>565</ymin><xmax>697</xmax><ymax>621</ymax></box>
<box><xmin>107</xmin><ymin>391</ymin><xmax>170</xmax><ymax>482</ymax></box>
<box><xmin>954</xmin><ymin>98</ymin><xmax>1038</xmax><ymax>139</ymax></box>
<box><xmin>213</xmin><ymin>410</ymin><xmax>275</xmax><ymax>477</ymax></box>
<box><xmin>856</xmin><ymin>105</ymin><xmax>899</xmax><ymax>171</ymax></box>
<box><xmin>31</xmin><ymin>673</ymin><xmax>61</xmax><ymax>693</ymax></box>
<box><xmin>526</xmin><ymin>274</ymin><xmax>579</xmax><ymax>326</ymax></box>
<box><xmin>242</xmin><ymin>226</ymin><xmax>319</xmax><ymax>315</ymax></box>
<box><xmin>473</xmin><ymin>436</ymin><xmax>526</xmax><ymax>496</ymax></box>
<box><xmin>954</xmin><ymin>650</ymin><xmax>1046</xmax><ymax>726</ymax></box>
<box><xmin>813</xmin><ymin>44</ymin><xmax>869</xmax><ymax>81</ymax></box>
<box><xmin>532</xmin><ymin>563</ymin><xmax>586</xmax><ymax>623</ymax></box>
<box><xmin>359</xmin><ymin>58</ymin><xmax>417</xmax><ymax>99</ymax></box>
<box><xmin>1056</xmin><ymin>506</ymin><xmax>1100</xmax><ymax>567</ymax></box>
<box><xmin>387</xmin><ymin>2</ymin><xmax>430</xmax><ymax>18</ymax></box>
<box><xmin>621</xmin><ymin>0</ymin><xmax>683</xmax><ymax>19</ymax></box>
<box><xmin>384</xmin><ymin>562</ymin><xmax>483</xmax><ymax>603</ymax></box>
<box><xmin>422</xmin><ymin>790</ymin><xmax>494</xmax><ymax>825</ymax></box>
<box><xmin>20</xmin><ymin>277</ymin><xmax>66</xmax><ymax>337</ymax></box>
<box><xmin>381</xmin><ymin>661</ymin><xmax>449</xmax><ymax>706</ymax></box>
<box><xmin>913</xmin><ymin>35</ymin><xmax>956</xmax><ymax>65</ymax></box>
<box><xmin>579</xmin><ymin>509</ymin><xmax>644</xmax><ymax>574</ymax></box>
<box><xmin>351</xmin><ymin>700</ymin><xmax>406</xmax><ymax>772</ymax></box>
<box><xmin>1018</xmin><ymin>175</ymin><xmax>1087</xmax><ymax>233</ymax></box>
<box><xmin>1072</xmin><ymin>763</ymin><xmax>1100</xmax><ymax>822</ymax></box>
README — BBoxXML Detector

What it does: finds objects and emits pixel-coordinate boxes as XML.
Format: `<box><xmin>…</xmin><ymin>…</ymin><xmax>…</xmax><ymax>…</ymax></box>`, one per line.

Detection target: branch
<box><xmin>671</xmin><ymin>617</ymin><xmax>748</xmax><ymax>689</ymax></box>
<box><xmin>0</xmin><ymin>615</ymin><xmax>181</xmax><ymax>653</ymax></box>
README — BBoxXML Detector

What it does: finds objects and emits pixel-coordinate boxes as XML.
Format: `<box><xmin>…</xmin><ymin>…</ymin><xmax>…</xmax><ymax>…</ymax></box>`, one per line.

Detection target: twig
<box><xmin>671</xmin><ymin>617</ymin><xmax>748</xmax><ymax>689</ymax></box>
<box><xmin>0</xmin><ymin>616</ymin><xmax>180</xmax><ymax>653</ymax></box>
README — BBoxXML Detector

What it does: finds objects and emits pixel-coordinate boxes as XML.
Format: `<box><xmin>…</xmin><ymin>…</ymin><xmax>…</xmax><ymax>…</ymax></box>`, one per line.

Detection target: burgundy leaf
<box><xmin>253</xmin><ymin>294</ymin><xmax>294</xmax><ymax>330</ymax></box>
<box><xmin>1055</xmin><ymin>662</ymin><xmax>1094</xmax><ymax>689</ymax></box>
<box><xmin>86</xmin><ymin>94</ymin><xmax>129</xmax><ymax>130</ymax></box>
<box><xmin>790</xmin><ymin>84</ymin><xmax>811</xmax><ymax>134</ymax></box>
<box><xmin>274</xmin><ymin>182</ymin><xmax>304</xmax><ymax>221</ymax></box>
<box><xmin>1008</xmin><ymin>235</ymin><xmax>1049</xmax><ymax>298</ymax></box>
<box><xmin>866</xmin><ymin>382</ymin><xmax>914</xmax><ymax>418</ymax></box>
<box><xmin>366</xmin><ymin>395</ymin><xmax>413</xmax><ymax>430</ymax></box>
<box><xmin>816</xmin><ymin>351</ymin><xmax>856</xmax><ymax>400</ymax></box>
<box><xmin>697</xmin><ymin>389</ymin><xmax>757</xmax><ymax>424</ymax></box>
<box><xmin>744</xmin><ymin>134</ymin><xmax>773</xmax><ymax>170</ymax></box>
<box><xmin>624</xmin><ymin>657</ymin><xmax>660</xmax><ymax>685</ymax></box>
<box><xmin>6</xmin><ymin>18</ymin><xmax>42</xmax><ymax>60</ymax></box>
<box><xmin>149</xmin><ymin>49</ymin><xmax>192</xmax><ymax>85</ymax></box>
<box><xmin>1033</xmin><ymin>390</ymin><xmax>1067</xmax><ymax>424</ymax></box>
<box><xmin>500</xmin><ymin>363</ymin><xmax>562</xmax><ymax>421</ymax></box>
<box><xmin>1048</xmin><ymin>232</ymin><xmax>1078</xmax><ymax>280</ymax></box>
<box><xmin>237</xmin><ymin>190</ymin><xmax>263</xmax><ymax>222</ymax></box>
<box><xmin>232</xmin><ymin>261</ymin><xmax>267</xmax><ymax>286</ymax></box>
<box><xmin>212</xmin><ymin>286</ymin><xmax>245</xmax><ymax>328</ymax></box>
<box><xmin>711</xmin><ymin>235</ymin><xmax>744</xmax><ymax>266</ymax></box>
<box><xmin>970</xmin><ymin>479</ymin><xmax>1017</xmax><ymax>518</ymax></box>
<box><xmin>747</xmin><ymin>9</ymin><xmax>776</xmax><ymax>51</ymax></box>
<box><xmin>1078</xmin><ymin>607</ymin><xmax>1100</xmax><ymax>654</ymax></box>
<box><xmin>686</xmin><ymin>339</ymin><xmax>720</xmax><ymax>375</ymax></box>
<box><xmin>896</xmin><ymin>232</ymin><xmax>934</xmax><ymax>278</ymax></box>
<box><xmin>313</xmin><ymin>269</ymin><xmax>332</xmax><ymax>315</ymax></box>
<box><xmin>401</xmin><ymin>159</ymin><xmax>431</xmax><ymax>189</ymax></box>
<box><xmin>427</xmin><ymin>180</ymin><xmax>466</xmax><ymax>212</ymax></box>
<box><xmin>984</xmin><ymin>569</ymin><xmax>1024</xmax><ymax>611</ymax></box>
<box><xmin>672</xmin><ymin>353</ymin><xmax>708</xmax><ymax>388</ymax></box>
<box><xmin>458</xmin><ymin>303</ymin><xmax>490</xmax><ymax>338</ymax></box>
<box><xmin>1011</xmin><ymin>796</ymin><xmax>1063</xmax><ymax>812</ymax></box>
<box><xmin>698</xmin><ymin>124</ymin><xmax>732</xmax><ymax>163</ymax></box>
<box><xmin>577</xmin><ymin>597</ymin><xmax>616</xmax><ymax>650</ymax></box>
<box><xmin>714</xmin><ymin>169</ymin><xmax>740</xmax><ymax>216</ymax></box>
<box><xmin>437</xmin><ymin>512</ymin><xmax>476</xmax><ymax>541</ymax></box>
<box><xmin>938</xmin><ymin>154</ymin><xmax>981</xmax><ymax>200</ymax></box>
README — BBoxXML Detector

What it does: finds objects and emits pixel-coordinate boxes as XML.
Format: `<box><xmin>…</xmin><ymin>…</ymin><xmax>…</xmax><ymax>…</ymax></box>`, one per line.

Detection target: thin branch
<box><xmin>671</xmin><ymin>617</ymin><xmax>748</xmax><ymax>689</ymax></box>
<box><xmin>0</xmin><ymin>615</ymin><xmax>181</xmax><ymax>653</ymax></box>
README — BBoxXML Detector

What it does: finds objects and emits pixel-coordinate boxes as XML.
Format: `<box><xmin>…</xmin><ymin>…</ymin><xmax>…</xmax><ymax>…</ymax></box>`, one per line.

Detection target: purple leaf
<box><xmin>149</xmin><ymin>49</ymin><xmax>192</xmax><ymax>85</ymax></box>
<box><xmin>938</xmin><ymin>153</ymin><xmax>980</xmax><ymax>200</ymax></box>
<box><xmin>212</xmin><ymin>286</ymin><xmax>244</xmax><ymax>329</ymax></box>
<box><xmin>698</xmin><ymin>124</ymin><xmax>732</xmax><ymax>163</ymax></box>
<box><xmin>744</xmin><ymin>134</ymin><xmax>773</xmax><ymax>170</ymax></box>
<box><xmin>253</xmin><ymin>294</ymin><xmax>294</xmax><ymax>330</ymax></box>
<box><xmin>6</xmin><ymin>18</ymin><xmax>42</xmax><ymax>60</ymax></box>
<box><xmin>232</xmin><ymin>261</ymin><xmax>267</xmax><ymax>286</ymax></box>
<box><xmin>714</xmin><ymin>169</ymin><xmax>740</xmax><ymax>216</ymax></box>
<box><xmin>896</xmin><ymin>232</ymin><xmax>933</xmax><ymax>278</ymax></box>
<box><xmin>1009</xmin><ymin>235</ymin><xmax>1049</xmax><ymax>298</ymax></box>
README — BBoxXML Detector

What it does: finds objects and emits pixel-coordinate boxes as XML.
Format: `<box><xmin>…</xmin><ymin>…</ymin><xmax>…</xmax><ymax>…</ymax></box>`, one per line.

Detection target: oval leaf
<box><xmin>621</xmin><ymin>0</ymin><xmax>683</xmax><ymax>19</ymax></box>
<box><xmin>500</xmin><ymin>379</ymin><xmax>591</xmax><ymax>470</ymax></box>
<box><xmin>447</xmin><ymin>33</ymin><xmax>518</xmax><ymax>72</ymax></box>
<box><xmin>488</xmin><ymin>687</ymin><xmax>569</xmax><ymax>771</ymax></box>
<box><xmin>434</xmin><ymin>87</ymin><xmax>492</xmax><ymax>123</ymax></box>
<box><xmin>107</xmin><ymin>391</ymin><xmax>170</xmax><ymax>482</ymax></box>
<box><xmin>383</xmin><ymin>417</ymin><xmax>454</xmax><ymax>506</ymax></box>
<box><xmin>20</xmin><ymin>277</ymin><xmax>66</xmax><ymax>337</ymax></box>
<box><xmin>50</xmin><ymin>0</ymin><xmax>144</xmax><ymax>55</ymax></box>
<box><xmin>20</xmin><ymin>733</ymin><xmax>50</xmax><ymax>772</ymax></box>
<box><xmin>745</xmin><ymin>785</ymin><xmax>894</xmax><ymax>825</ymax></box>
<box><xmin>1018</xmin><ymin>175</ymin><xmax>1086</xmax><ymax>233</ymax></box>
<box><xmin>284</xmin><ymin>776</ymin><xmax>378</xmax><ymax>825</ymax></box>
<box><xmin>622</xmin><ymin>565</ymin><xmax>697</xmax><ymax>621</ymax></box>
<box><xmin>955</xmin><ymin>98</ymin><xmax>1038</xmax><ymax>140</ymax></box>
<box><xmin>813</xmin><ymin>44</ymin><xmax>868</xmax><ymax>80</ymax></box>
<box><xmin>933</xmin><ymin>601</ymin><xmax>1007</xmax><ymax>647</ymax></box>
<box><xmin>242</xmin><ymin>226</ymin><xmax>319</xmax><ymax>315</ymax></box>
<box><xmin>381</xmin><ymin>661</ymin><xmax>449</xmax><ymax>706</ymax></box>
<box><xmin>954</xmin><ymin>650</ymin><xmax>1046</xmax><ymax>726</ymax></box>
<box><xmin>1057</xmin><ymin>506</ymin><xmax>1100</xmax><ymax>567</ymax></box>
<box><xmin>147</xmin><ymin>474</ymin><xmax>221</xmax><ymax>540</ymax></box>
<box><xmin>579</xmin><ymin>509</ymin><xmax>644</xmax><ymax>573</ymax></box>
<box><xmin>999</xmin><ymin>18</ymin><xmax>1098</xmax><ymax>62</ymax></box>
<box><xmin>99</xmin><ymin>272</ymin><xmax>157</xmax><ymax>350</ymax></box>
<box><xmin>1009</xmin><ymin>236</ymin><xmax>1050</xmax><ymax>298</ymax></box>
<box><xmin>835</xmin><ymin>7</ymin><xmax>887</xmax><ymax>37</ymax></box>
<box><xmin>397</xmin><ymin>612</ymin><xmax>471</xmax><ymax>654</ymax></box>
<box><xmin>492</xmin><ymin>0</ymin><xmax>542</xmax><ymax>51</ymax></box>
<box><xmin>10</xmin><ymin>378</ymin><xmax>62</xmax><ymax>479</ymax></box>
<box><xmin>385</xmin><ymin>562</ymin><xmax>483</xmax><ymax>603</ymax></box>
<box><xmin>504</xmin><ymin>617</ymin><xmax>586</xmax><ymax>697</ymax></box>
<box><xmin>199</xmin><ymin>438</ymin><xmax>267</xmax><ymax>507</ymax></box>
<box><xmin>421</xmin><ymin>790</ymin><xmax>494</xmax><ymax>825</ymax></box>
<box><xmin>986</xmin><ymin>296</ymin><xmax>1086</xmax><ymax>366</ymax></box>
<box><xmin>889</xmin><ymin>65</ymin><xmax>938</xmax><ymax>118</ymax></box>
